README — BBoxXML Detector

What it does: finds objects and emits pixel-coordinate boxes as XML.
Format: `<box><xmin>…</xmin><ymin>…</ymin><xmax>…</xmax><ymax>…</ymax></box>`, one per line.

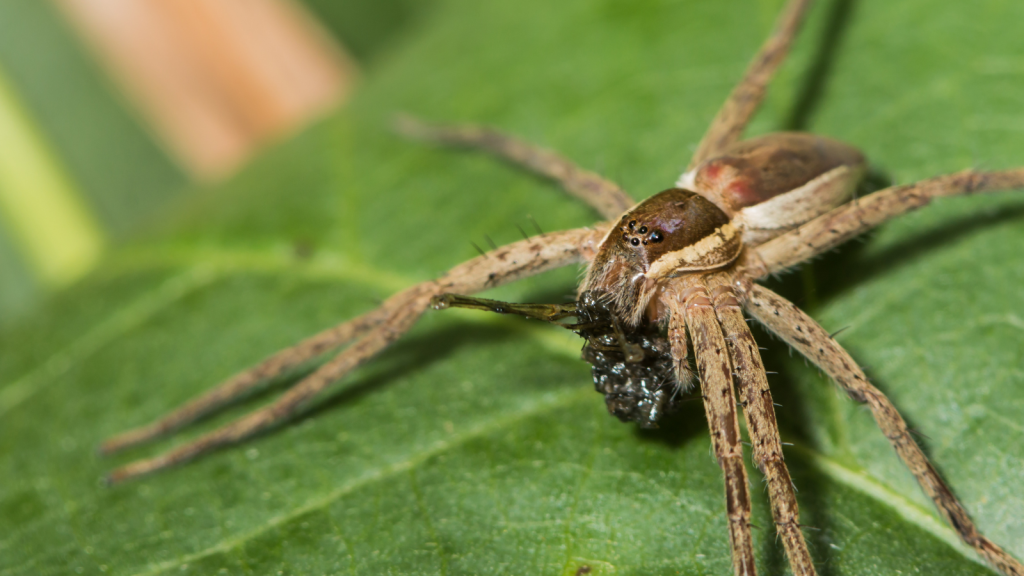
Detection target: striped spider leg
<box><xmin>734</xmin><ymin>166</ymin><xmax>1024</xmax><ymax>576</ymax></box>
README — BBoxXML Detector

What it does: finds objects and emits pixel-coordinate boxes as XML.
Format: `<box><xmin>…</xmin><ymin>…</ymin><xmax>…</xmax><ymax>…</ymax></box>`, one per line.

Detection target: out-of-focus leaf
<box><xmin>300</xmin><ymin>0</ymin><xmax>437</xmax><ymax>65</ymax></box>
<box><xmin>1</xmin><ymin>0</ymin><xmax>1022</xmax><ymax>575</ymax></box>
<box><xmin>0</xmin><ymin>0</ymin><xmax>185</xmax><ymax>237</ymax></box>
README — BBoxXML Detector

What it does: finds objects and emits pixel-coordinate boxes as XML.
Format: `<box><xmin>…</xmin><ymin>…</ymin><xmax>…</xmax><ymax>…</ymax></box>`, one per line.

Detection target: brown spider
<box><xmin>99</xmin><ymin>0</ymin><xmax>1024</xmax><ymax>574</ymax></box>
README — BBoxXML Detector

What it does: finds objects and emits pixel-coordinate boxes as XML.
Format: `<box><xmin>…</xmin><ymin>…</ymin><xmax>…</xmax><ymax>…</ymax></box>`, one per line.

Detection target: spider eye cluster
<box><xmin>623</xmin><ymin>220</ymin><xmax>665</xmax><ymax>247</ymax></box>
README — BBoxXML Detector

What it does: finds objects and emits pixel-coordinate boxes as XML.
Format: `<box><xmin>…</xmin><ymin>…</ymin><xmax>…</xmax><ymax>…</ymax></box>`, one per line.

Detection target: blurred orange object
<box><xmin>55</xmin><ymin>0</ymin><xmax>358</xmax><ymax>181</ymax></box>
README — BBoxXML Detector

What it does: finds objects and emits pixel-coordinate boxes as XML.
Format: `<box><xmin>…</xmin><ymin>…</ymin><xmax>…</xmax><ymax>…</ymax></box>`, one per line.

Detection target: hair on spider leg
<box><xmin>828</xmin><ymin>325</ymin><xmax>851</xmax><ymax>339</ymax></box>
<box><xmin>515</xmin><ymin>223</ymin><xmax>531</xmax><ymax>240</ymax></box>
<box><xmin>526</xmin><ymin>214</ymin><xmax>543</xmax><ymax>234</ymax></box>
<box><xmin>484</xmin><ymin>234</ymin><xmax>498</xmax><ymax>250</ymax></box>
<box><xmin>470</xmin><ymin>241</ymin><xmax>488</xmax><ymax>257</ymax></box>
<box><xmin>908</xmin><ymin>427</ymin><xmax>932</xmax><ymax>441</ymax></box>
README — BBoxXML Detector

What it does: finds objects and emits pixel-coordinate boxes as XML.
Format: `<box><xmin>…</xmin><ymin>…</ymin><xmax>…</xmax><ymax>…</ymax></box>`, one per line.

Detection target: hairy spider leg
<box><xmin>101</xmin><ymin>291</ymin><xmax>414</xmax><ymax>454</ymax></box>
<box><xmin>733</xmin><ymin>165</ymin><xmax>1024</xmax><ymax>576</ymax></box>
<box><xmin>741</xmin><ymin>283</ymin><xmax>1024</xmax><ymax>576</ymax></box>
<box><xmin>705</xmin><ymin>272</ymin><xmax>816</xmax><ymax>576</ymax></box>
<box><xmin>105</xmin><ymin>227</ymin><xmax>606</xmax><ymax>483</ymax></box>
<box><xmin>742</xmin><ymin>168</ymin><xmax>1024</xmax><ymax>276</ymax></box>
<box><xmin>395</xmin><ymin>115</ymin><xmax>635</xmax><ymax>219</ymax></box>
<box><xmin>107</xmin><ymin>283</ymin><xmax>435</xmax><ymax>484</ymax></box>
<box><xmin>687</xmin><ymin>0</ymin><xmax>814</xmax><ymax>169</ymax></box>
<box><xmin>670</xmin><ymin>279</ymin><xmax>757</xmax><ymax>576</ymax></box>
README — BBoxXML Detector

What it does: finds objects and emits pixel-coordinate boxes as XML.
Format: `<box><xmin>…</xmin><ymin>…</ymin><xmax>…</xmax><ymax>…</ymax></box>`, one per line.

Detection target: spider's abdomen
<box><xmin>684</xmin><ymin>132</ymin><xmax>866</xmax><ymax>214</ymax></box>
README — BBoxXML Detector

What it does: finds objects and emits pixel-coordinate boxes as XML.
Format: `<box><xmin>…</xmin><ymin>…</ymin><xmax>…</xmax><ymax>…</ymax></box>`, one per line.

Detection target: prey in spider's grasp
<box><xmin>99</xmin><ymin>0</ymin><xmax>1024</xmax><ymax>574</ymax></box>
<box><xmin>431</xmin><ymin>291</ymin><xmax>680</xmax><ymax>427</ymax></box>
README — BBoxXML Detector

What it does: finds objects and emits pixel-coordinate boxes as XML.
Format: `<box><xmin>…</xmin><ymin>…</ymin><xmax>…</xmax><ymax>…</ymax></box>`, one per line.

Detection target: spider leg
<box><xmin>705</xmin><ymin>273</ymin><xmax>816</xmax><ymax>576</ymax></box>
<box><xmin>687</xmin><ymin>0</ymin><xmax>814</xmax><ymax>170</ymax></box>
<box><xmin>670</xmin><ymin>277</ymin><xmax>757</xmax><ymax>576</ymax></box>
<box><xmin>667</xmin><ymin>297</ymin><xmax>695</xmax><ymax>389</ymax></box>
<box><xmin>105</xmin><ymin>226</ymin><xmax>607</xmax><ymax>483</ymax></box>
<box><xmin>739</xmin><ymin>281</ymin><xmax>1024</xmax><ymax>576</ymax></box>
<box><xmin>100</xmin><ymin>296</ymin><xmax>407</xmax><ymax>454</ymax></box>
<box><xmin>395</xmin><ymin>115</ymin><xmax>635</xmax><ymax>219</ymax></box>
<box><xmin>742</xmin><ymin>168</ymin><xmax>1024</xmax><ymax>277</ymax></box>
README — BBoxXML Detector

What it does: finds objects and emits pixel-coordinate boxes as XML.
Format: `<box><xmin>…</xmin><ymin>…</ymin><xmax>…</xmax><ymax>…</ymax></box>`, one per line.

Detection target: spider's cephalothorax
<box><xmin>581</xmin><ymin>132</ymin><xmax>866</xmax><ymax>328</ymax></box>
<box><xmin>581</xmin><ymin>188</ymin><xmax>741</xmax><ymax>326</ymax></box>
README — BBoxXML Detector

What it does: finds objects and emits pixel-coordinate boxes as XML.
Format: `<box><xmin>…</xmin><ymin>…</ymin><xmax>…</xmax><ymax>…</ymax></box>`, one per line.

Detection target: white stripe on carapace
<box><xmin>645</xmin><ymin>222</ymin><xmax>741</xmax><ymax>281</ymax></box>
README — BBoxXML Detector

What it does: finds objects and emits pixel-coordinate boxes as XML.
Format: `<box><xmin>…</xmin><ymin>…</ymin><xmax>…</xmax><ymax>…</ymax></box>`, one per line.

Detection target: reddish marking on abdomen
<box><xmin>726</xmin><ymin>179</ymin><xmax>759</xmax><ymax>207</ymax></box>
<box><xmin>702</xmin><ymin>162</ymin><xmax>724</xmax><ymax>181</ymax></box>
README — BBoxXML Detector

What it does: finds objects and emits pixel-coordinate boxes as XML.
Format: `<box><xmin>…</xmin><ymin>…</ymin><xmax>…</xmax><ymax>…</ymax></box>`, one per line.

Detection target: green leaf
<box><xmin>2</xmin><ymin>0</ymin><xmax>1023</xmax><ymax>574</ymax></box>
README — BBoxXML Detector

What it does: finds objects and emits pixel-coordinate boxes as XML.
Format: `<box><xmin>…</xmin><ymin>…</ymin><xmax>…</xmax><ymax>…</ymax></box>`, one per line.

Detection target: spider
<box><xmin>98</xmin><ymin>0</ymin><xmax>1024</xmax><ymax>574</ymax></box>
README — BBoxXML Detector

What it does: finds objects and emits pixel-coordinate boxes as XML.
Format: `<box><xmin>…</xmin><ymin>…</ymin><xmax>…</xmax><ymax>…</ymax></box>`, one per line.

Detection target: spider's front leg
<box><xmin>704</xmin><ymin>272</ymin><xmax>816</xmax><ymax>576</ymax></box>
<box><xmin>667</xmin><ymin>277</ymin><xmax>757</xmax><ymax>576</ymax></box>
<box><xmin>103</xmin><ymin>225</ymin><xmax>608</xmax><ymax>483</ymax></box>
<box><xmin>100</xmin><ymin>286</ymin><xmax>424</xmax><ymax>454</ymax></box>
<box><xmin>739</xmin><ymin>281</ymin><xmax>1024</xmax><ymax>576</ymax></box>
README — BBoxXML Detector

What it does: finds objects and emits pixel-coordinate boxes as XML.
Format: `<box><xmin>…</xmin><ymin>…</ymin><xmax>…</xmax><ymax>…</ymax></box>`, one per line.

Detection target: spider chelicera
<box><xmin>101</xmin><ymin>0</ymin><xmax>1024</xmax><ymax>574</ymax></box>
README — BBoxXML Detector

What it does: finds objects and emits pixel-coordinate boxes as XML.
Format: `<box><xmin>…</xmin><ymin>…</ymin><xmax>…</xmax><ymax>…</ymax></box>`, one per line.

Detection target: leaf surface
<box><xmin>2</xmin><ymin>0</ymin><xmax>1023</xmax><ymax>575</ymax></box>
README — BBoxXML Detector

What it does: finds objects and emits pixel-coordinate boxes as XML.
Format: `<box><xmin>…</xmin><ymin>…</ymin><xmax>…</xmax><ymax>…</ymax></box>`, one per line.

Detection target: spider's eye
<box><xmin>628</xmin><ymin>220</ymin><xmax>636</xmax><ymax>229</ymax></box>
<box><xmin>638</xmin><ymin>225</ymin><xmax>648</xmax><ymax>234</ymax></box>
<box><xmin>630</xmin><ymin>238</ymin><xmax>640</xmax><ymax>246</ymax></box>
<box><xmin>649</xmin><ymin>230</ymin><xmax>664</xmax><ymax>243</ymax></box>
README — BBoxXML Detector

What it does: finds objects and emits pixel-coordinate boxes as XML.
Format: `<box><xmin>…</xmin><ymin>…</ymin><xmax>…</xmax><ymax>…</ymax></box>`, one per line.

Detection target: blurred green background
<box><xmin>0</xmin><ymin>0</ymin><xmax>433</xmax><ymax>330</ymax></box>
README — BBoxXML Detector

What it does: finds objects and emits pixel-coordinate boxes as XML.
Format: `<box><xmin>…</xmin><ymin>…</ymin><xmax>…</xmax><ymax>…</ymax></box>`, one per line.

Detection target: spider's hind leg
<box><xmin>395</xmin><ymin>115</ymin><xmax>634</xmax><ymax>219</ymax></box>
<box><xmin>687</xmin><ymin>0</ymin><xmax>814</xmax><ymax>169</ymax></box>
<box><xmin>742</xmin><ymin>282</ymin><xmax>1024</xmax><ymax>576</ymax></box>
